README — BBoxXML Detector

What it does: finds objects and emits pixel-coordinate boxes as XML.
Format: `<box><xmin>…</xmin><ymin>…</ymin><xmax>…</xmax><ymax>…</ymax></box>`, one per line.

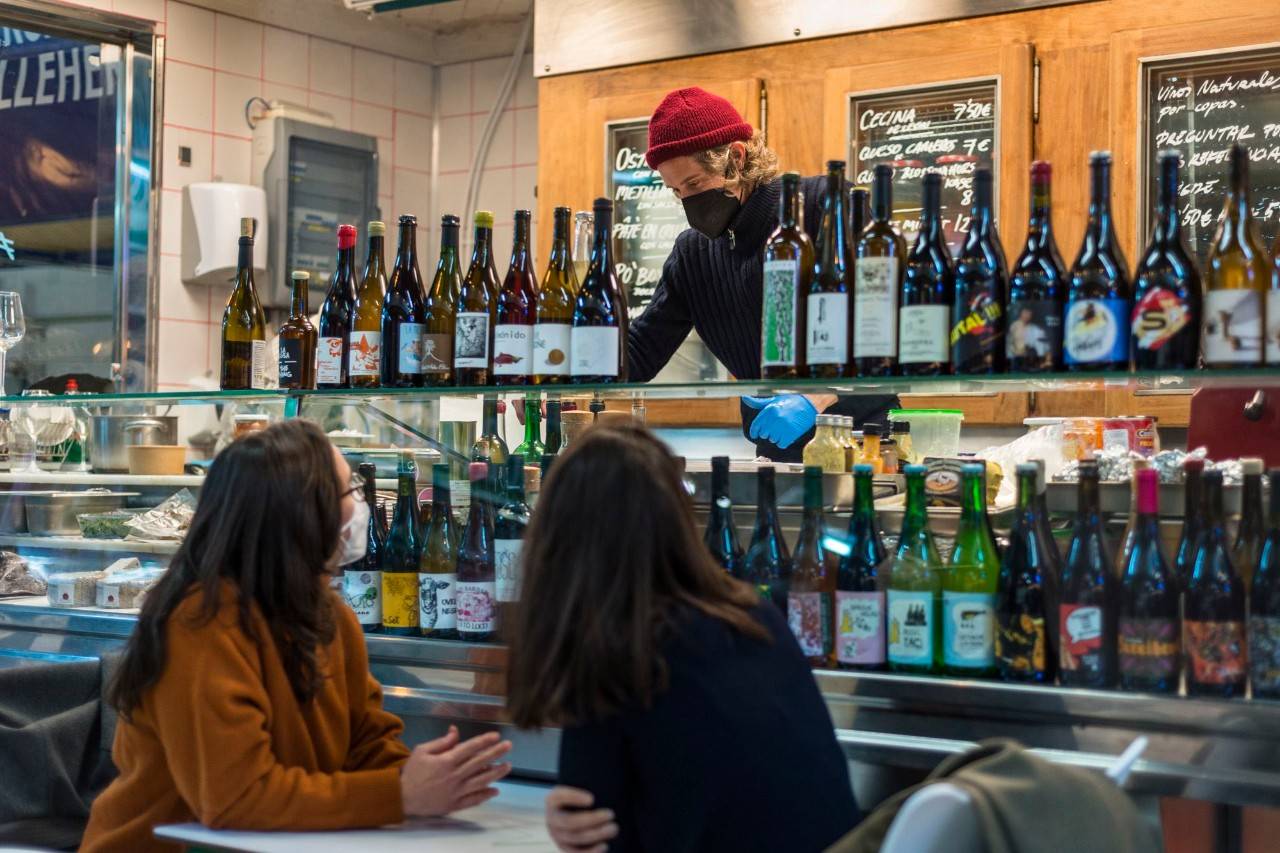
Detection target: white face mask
<box><xmin>337</xmin><ymin>498</ymin><xmax>370</xmax><ymax>566</ymax></box>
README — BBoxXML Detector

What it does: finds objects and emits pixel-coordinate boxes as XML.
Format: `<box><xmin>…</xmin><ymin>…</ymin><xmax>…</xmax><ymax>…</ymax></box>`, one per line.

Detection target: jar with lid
<box><xmin>803</xmin><ymin>414</ymin><xmax>847</xmax><ymax>474</ymax></box>
<box><xmin>879</xmin><ymin>423</ymin><xmax>899</xmax><ymax>475</ymax></box>
<box><xmin>858</xmin><ymin>422</ymin><xmax>884</xmax><ymax>474</ymax></box>
<box><xmin>839</xmin><ymin>416</ymin><xmax>858</xmax><ymax>472</ymax></box>
<box><xmin>891</xmin><ymin>420</ymin><xmax>914</xmax><ymax>465</ymax></box>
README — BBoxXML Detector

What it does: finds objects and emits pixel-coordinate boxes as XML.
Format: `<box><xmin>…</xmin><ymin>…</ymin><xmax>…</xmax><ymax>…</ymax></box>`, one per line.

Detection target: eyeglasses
<box><xmin>344</xmin><ymin>471</ymin><xmax>367</xmax><ymax>501</ymax></box>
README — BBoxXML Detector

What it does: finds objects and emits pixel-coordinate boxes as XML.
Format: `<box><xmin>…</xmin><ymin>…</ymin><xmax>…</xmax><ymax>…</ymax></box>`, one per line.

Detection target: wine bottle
<box><xmin>703</xmin><ymin>455</ymin><xmax>744</xmax><ymax>574</ymax></box>
<box><xmin>1270</xmin><ymin>244</ymin><xmax>1280</xmax><ymax>366</ymax></box>
<box><xmin>277</xmin><ymin>271</ymin><xmax>316</xmax><ymax>390</ymax></box>
<box><xmin>944</xmin><ymin>463</ymin><xmax>1000</xmax><ymax>676</ymax></box>
<box><xmin>1132</xmin><ymin>150</ymin><xmax>1201</xmax><ymax>370</ymax></box>
<box><xmin>455</xmin><ymin>211</ymin><xmax>498</xmax><ymax>386</ymax></box>
<box><xmin>1234</xmin><ymin>457</ymin><xmax>1267</xmax><ymax>590</ymax></box>
<box><xmin>788</xmin><ymin>466</ymin><xmax>836</xmax><ymax>667</ymax></box>
<box><xmin>422</xmin><ymin>214</ymin><xmax>460</xmax><ymax>385</ymax></box>
<box><xmin>848</xmin><ymin>186</ymin><xmax>870</xmax><ymax>252</ymax></box>
<box><xmin>900</xmin><ymin>172</ymin><xmax>955</xmax><ymax>376</ymax></box>
<box><xmin>513</xmin><ymin>394</ymin><xmax>545</xmax><ymax>460</ymax></box>
<box><xmin>544</xmin><ymin>396</ymin><xmax>562</xmax><ymax>455</ymax></box>
<box><xmin>1007</xmin><ymin>161</ymin><xmax>1067</xmax><ymax>373</ymax></box>
<box><xmin>761</xmin><ymin>172</ymin><xmax>813</xmax><ymax>379</ymax></box>
<box><xmin>888</xmin><ymin>465</ymin><xmax>942</xmax><ymax>674</ymax></box>
<box><xmin>806</xmin><ymin>161</ymin><xmax>850</xmax><ymax>378</ymax></box>
<box><xmin>741</xmin><ymin>466</ymin><xmax>790</xmax><ymax>612</ymax></box>
<box><xmin>1186</xmin><ymin>469</ymin><xmax>1247</xmax><ymax>697</ymax></box>
<box><xmin>836</xmin><ymin>463</ymin><xmax>888</xmax><ymax>670</ymax></box>
<box><xmin>220</xmin><ymin>217</ymin><xmax>267</xmax><ymax>390</ymax></box>
<box><xmin>495</xmin><ymin>454</ymin><xmax>530</xmax><ymax>631</ymax></box>
<box><xmin>535</xmin><ymin>206</ymin><xmax>577</xmax><ymax>384</ymax></box>
<box><xmin>419</xmin><ymin>463</ymin><xmax>458</xmax><ymax>639</ymax></box>
<box><xmin>381</xmin><ymin>451</ymin><xmax>421</xmax><ymax>636</ymax></box>
<box><xmin>1065</xmin><ymin>152</ymin><xmax>1131</xmax><ymax>371</ymax></box>
<box><xmin>471</xmin><ymin>396</ymin><xmax>509</xmax><ymax>465</ymax></box>
<box><xmin>1118</xmin><ymin>468</ymin><xmax>1180</xmax><ymax>693</ymax></box>
<box><xmin>1059</xmin><ymin>459</ymin><xmax>1117</xmax><ymax>687</ymax></box>
<box><xmin>854</xmin><ymin>165</ymin><xmax>905</xmax><ymax>377</ymax></box>
<box><xmin>1204</xmin><ymin>143</ymin><xmax>1268</xmax><ymax>368</ymax></box>
<box><xmin>1249</xmin><ymin>468</ymin><xmax>1280</xmax><ymax>699</ymax></box>
<box><xmin>457</xmin><ymin>462</ymin><xmax>498</xmax><ymax>642</ymax></box>
<box><xmin>571</xmin><ymin>198</ymin><xmax>628</xmax><ymax>383</ymax></box>
<box><xmin>997</xmin><ymin>464</ymin><xmax>1054</xmax><ymax>683</ymax></box>
<box><xmin>572</xmin><ymin>210</ymin><xmax>593</xmax><ymax>288</ymax></box>
<box><xmin>952</xmin><ymin>168</ymin><xmax>1008</xmax><ymax>374</ymax></box>
<box><xmin>344</xmin><ymin>462</ymin><xmax>383</xmax><ymax>633</ymax></box>
<box><xmin>317</xmin><ymin>224</ymin><xmax>356</xmax><ymax>389</ymax></box>
<box><xmin>495</xmin><ymin>209</ymin><xmax>537</xmax><ymax>386</ymax></box>
<box><xmin>349</xmin><ymin>221</ymin><xmax>387</xmax><ymax>388</ymax></box>
<box><xmin>1174</xmin><ymin>458</ymin><xmax>1206</xmax><ymax>592</ymax></box>
<box><xmin>381</xmin><ymin>215</ymin><xmax>427</xmax><ymax>387</ymax></box>
<box><xmin>1031</xmin><ymin>459</ymin><xmax>1062</xmax><ymax>666</ymax></box>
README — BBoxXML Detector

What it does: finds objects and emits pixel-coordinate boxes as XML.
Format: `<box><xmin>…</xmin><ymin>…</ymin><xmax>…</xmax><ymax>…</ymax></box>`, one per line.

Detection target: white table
<box><xmin>154</xmin><ymin>780</ymin><xmax>555</xmax><ymax>852</ymax></box>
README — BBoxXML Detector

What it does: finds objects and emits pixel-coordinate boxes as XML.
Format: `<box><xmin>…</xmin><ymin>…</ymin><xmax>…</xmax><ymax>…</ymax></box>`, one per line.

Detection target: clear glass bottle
<box><xmin>803</xmin><ymin>415</ymin><xmax>847</xmax><ymax>474</ymax></box>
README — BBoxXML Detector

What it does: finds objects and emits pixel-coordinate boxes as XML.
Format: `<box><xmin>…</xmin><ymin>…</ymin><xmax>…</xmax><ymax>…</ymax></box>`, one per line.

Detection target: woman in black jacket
<box><xmin>506</xmin><ymin>424</ymin><xmax>859</xmax><ymax>852</ymax></box>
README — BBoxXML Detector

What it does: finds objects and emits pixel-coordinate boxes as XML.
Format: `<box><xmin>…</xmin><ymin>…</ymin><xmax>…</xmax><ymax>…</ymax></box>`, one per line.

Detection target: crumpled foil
<box><xmin>1051</xmin><ymin>446</ymin><xmax>1245</xmax><ymax>484</ymax></box>
<box><xmin>126</xmin><ymin>488</ymin><xmax>197</xmax><ymax>541</ymax></box>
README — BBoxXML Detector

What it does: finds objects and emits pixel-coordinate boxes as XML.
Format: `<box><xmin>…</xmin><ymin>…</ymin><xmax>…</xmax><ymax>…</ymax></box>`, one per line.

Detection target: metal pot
<box><xmin>89</xmin><ymin>415</ymin><xmax>178</xmax><ymax>472</ymax></box>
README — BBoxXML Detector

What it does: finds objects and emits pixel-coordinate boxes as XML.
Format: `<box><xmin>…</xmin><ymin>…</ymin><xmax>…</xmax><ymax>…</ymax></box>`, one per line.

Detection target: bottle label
<box><xmin>887</xmin><ymin>589</ymin><xmax>934</xmax><ymax>666</ymax></box>
<box><xmin>381</xmin><ymin>572</ymin><xmax>420</xmax><ymax>629</ymax></box>
<box><xmin>317</xmin><ymin>336</ymin><xmax>345</xmax><ymax>383</ymax></box>
<box><xmin>569</xmin><ymin>326</ymin><xmax>619</xmax><ymax>377</ymax></box>
<box><xmin>787</xmin><ymin>591</ymin><xmax>832</xmax><ymax>658</ymax></box>
<box><xmin>418</xmin><ymin>572</ymin><xmax>456</xmax><ymax>631</ymax></box>
<box><xmin>853</xmin><ymin>257</ymin><xmax>898</xmax><ymax>358</ymax></box>
<box><xmin>996</xmin><ymin>608</ymin><xmax>1046</xmax><ymax>676</ymax></box>
<box><xmin>495</xmin><ymin>538</ymin><xmax>523</xmax><ymax>602</ymax></box>
<box><xmin>397</xmin><ymin>322</ymin><xmax>425</xmax><ymax>374</ymax></box>
<box><xmin>1185</xmin><ymin>619</ymin><xmax>1246</xmax><ymax>684</ymax></box>
<box><xmin>533</xmin><ymin>323</ymin><xmax>572</xmax><ymax>375</ymax></box>
<box><xmin>761</xmin><ymin>259</ymin><xmax>800</xmax><ymax>367</ymax></box>
<box><xmin>951</xmin><ymin>293</ymin><xmax>1004</xmax><ymax>366</ymax></box>
<box><xmin>1267</xmin><ymin>294</ymin><xmax>1280</xmax><ymax>365</ymax></box>
<box><xmin>343</xmin><ymin>569</ymin><xmax>381</xmax><ymax>626</ymax></box>
<box><xmin>805</xmin><ymin>292</ymin><xmax>848</xmax><ymax>365</ymax></box>
<box><xmin>1118</xmin><ymin>617</ymin><xmax>1179</xmax><ymax>680</ymax></box>
<box><xmin>348</xmin><ymin>331</ymin><xmax>382</xmax><ymax>376</ymax></box>
<box><xmin>835</xmin><ymin>590</ymin><xmax>885</xmax><ymax>665</ymax></box>
<box><xmin>1249</xmin><ymin>615</ymin><xmax>1280</xmax><ymax>694</ymax></box>
<box><xmin>278</xmin><ymin>339</ymin><xmax>303</xmax><ymax>386</ymax></box>
<box><xmin>1203</xmin><ymin>290</ymin><xmax>1263</xmax><ymax>363</ymax></box>
<box><xmin>250</xmin><ymin>339</ymin><xmax>267</xmax><ymax>389</ymax></box>
<box><xmin>454</xmin><ymin>312</ymin><xmax>491</xmax><ymax>368</ymax></box>
<box><xmin>450</xmin><ymin>478</ymin><xmax>471</xmax><ymax>512</ymax></box>
<box><xmin>422</xmin><ymin>333</ymin><xmax>452</xmax><ymax>374</ymax></box>
<box><xmin>943</xmin><ymin>591</ymin><xmax>995</xmax><ymax>668</ymax></box>
<box><xmin>1005</xmin><ymin>299</ymin><xmax>1061</xmax><ymax>368</ymax></box>
<box><xmin>1064</xmin><ymin>298</ymin><xmax>1128</xmax><ymax>364</ymax></box>
<box><xmin>1059</xmin><ymin>603</ymin><xmax>1104</xmax><ymax>675</ymax></box>
<box><xmin>493</xmin><ymin>324</ymin><xmax>534</xmax><ymax>376</ymax></box>
<box><xmin>1131</xmin><ymin>288</ymin><xmax>1190</xmax><ymax>352</ymax></box>
<box><xmin>456</xmin><ymin>581</ymin><xmax>496</xmax><ymax>633</ymax></box>
<box><xmin>898</xmin><ymin>305</ymin><xmax>951</xmax><ymax>364</ymax></box>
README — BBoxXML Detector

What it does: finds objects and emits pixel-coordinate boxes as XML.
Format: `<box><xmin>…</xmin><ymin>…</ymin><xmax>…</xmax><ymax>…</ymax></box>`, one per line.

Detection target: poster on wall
<box><xmin>1142</xmin><ymin>46</ymin><xmax>1280</xmax><ymax>266</ymax></box>
<box><xmin>847</xmin><ymin>80</ymin><xmax>999</xmax><ymax>254</ymax></box>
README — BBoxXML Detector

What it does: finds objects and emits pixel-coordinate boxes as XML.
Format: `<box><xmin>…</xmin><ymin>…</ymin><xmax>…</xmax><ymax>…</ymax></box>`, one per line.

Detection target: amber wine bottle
<box><xmin>422</xmin><ymin>215</ymin><xmax>460</xmax><ymax>385</ymax></box>
<box><xmin>220</xmin><ymin>217</ymin><xmax>267</xmax><ymax>390</ymax></box>
<box><xmin>535</xmin><ymin>206</ymin><xmax>578</xmax><ymax>384</ymax></box>
<box><xmin>1203</xmin><ymin>143</ymin><xmax>1269</xmax><ymax>367</ymax></box>
<box><xmin>349</xmin><ymin>221</ymin><xmax>388</xmax><ymax>388</ymax></box>
<box><xmin>456</xmin><ymin>211</ymin><xmax>498</xmax><ymax>386</ymax></box>
<box><xmin>380</xmin><ymin>215</ymin><xmax>427</xmax><ymax>388</ymax></box>
<box><xmin>277</xmin><ymin>271</ymin><xmax>317</xmax><ymax>390</ymax></box>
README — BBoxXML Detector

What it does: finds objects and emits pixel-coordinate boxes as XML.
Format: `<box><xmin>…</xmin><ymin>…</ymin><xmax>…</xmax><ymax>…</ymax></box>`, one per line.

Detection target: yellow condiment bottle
<box><xmin>803</xmin><ymin>415</ymin><xmax>847</xmax><ymax>474</ymax></box>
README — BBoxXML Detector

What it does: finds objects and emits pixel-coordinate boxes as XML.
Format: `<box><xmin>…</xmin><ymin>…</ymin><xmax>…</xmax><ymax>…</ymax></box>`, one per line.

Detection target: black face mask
<box><xmin>681</xmin><ymin>188</ymin><xmax>741</xmax><ymax>240</ymax></box>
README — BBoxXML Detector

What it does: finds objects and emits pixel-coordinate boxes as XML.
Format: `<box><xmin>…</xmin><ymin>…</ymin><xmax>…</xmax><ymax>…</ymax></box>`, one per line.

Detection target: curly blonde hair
<box><xmin>692</xmin><ymin>131</ymin><xmax>779</xmax><ymax>198</ymax></box>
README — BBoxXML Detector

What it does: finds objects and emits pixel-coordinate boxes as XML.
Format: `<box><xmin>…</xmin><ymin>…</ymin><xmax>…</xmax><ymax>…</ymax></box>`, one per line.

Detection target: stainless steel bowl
<box><xmin>90</xmin><ymin>416</ymin><xmax>178</xmax><ymax>472</ymax></box>
<box><xmin>25</xmin><ymin>491</ymin><xmax>140</xmax><ymax>536</ymax></box>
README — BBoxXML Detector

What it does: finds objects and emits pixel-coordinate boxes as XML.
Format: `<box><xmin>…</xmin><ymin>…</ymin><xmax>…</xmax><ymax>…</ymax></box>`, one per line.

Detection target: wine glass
<box><xmin>12</xmin><ymin>390</ymin><xmax>72</xmax><ymax>473</ymax></box>
<box><xmin>0</xmin><ymin>292</ymin><xmax>26</xmax><ymax>397</ymax></box>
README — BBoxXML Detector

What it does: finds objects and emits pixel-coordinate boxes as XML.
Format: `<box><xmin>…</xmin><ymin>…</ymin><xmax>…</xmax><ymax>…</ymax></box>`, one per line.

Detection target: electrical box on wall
<box><xmin>251</xmin><ymin>112</ymin><xmax>379</xmax><ymax>308</ymax></box>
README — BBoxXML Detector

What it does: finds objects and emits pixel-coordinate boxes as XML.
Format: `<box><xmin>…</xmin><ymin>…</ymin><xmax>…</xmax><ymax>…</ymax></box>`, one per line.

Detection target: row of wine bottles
<box><xmin>706</xmin><ymin>457</ymin><xmax>1280</xmax><ymax>697</ymax></box>
<box><xmin>761</xmin><ymin>144</ymin><xmax>1280</xmax><ymax>379</ymax></box>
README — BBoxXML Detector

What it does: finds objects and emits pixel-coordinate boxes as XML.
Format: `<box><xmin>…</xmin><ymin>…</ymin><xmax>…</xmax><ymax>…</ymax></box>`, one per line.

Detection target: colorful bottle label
<box><xmin>278</xmin><ymin>339</ymin><xmax>303</xmax><ymax>386</ymax></box>
<box><xmin>1117</xmin><ymin>617</ymin><xmax>1179</xmax><ymax>680</ymax></box>
<box><xmin>317</xmin><ymin>336</ymin><xmax>345</xmax><ymax>383</ymax></box>
<box><xmin>1267</xmin><ymin>294</ymin><xmax>1280</xmax><ymax>365</ymax></box>
<box><xmin>943</xmin><ymin>591</ymin><xmax>995</xmax><ymax>668</ymax></box>
<box><xmin>348</xmin><ymin>331</ymin><xmax>382</xmax><ymax>376</ymax></box>
<box><xmin>495</xmin><ymin>538</ymin><xmax>523</xmax><ymax>602</ymax></box>
<box><xmin>1185</xmin><ymin>619</ymin><xmax>1246</xmax><ymax>684</ymax></box>
<box><xmin>1249</xmin><ymin>615</ymin><xmax>1280</xmax><ymax>695</ymax></box>
<box><xmin>396</xmin><ymin>322</ymin><xmax>425</xmax><ymax>374</ymax></box>
<box><xmin>422</xmin><ymin>333</ymin><xmax>452</xmax><ymax>374</ymax></box>
<box><xmin>250</xmin><ymin>339</ymin><xmax>267</xmax><ymax>389</ymax></box>
<box><xmin>805</xmin><ymin>292</ymin><xmax>848</xmax><ymax>365</ymax></box>
<box><xmin>1005</xmin><ymin>299</ymin><xmax>1061</xmax><ymax>368</ymax></box>
<box><xmin>787</xmin><ymin>591</ymin><xmax>832</xmax><ymax>658</ymax></box>
<box><xmin>1059</xmin><ymin>603</ymin><xmax>1104</xmax><ymax>677</ymax></box>
<box><xmin>456</xmin><ymin>581</ymin><xmax>496</xmax><ymax>633</ymax></box>
<box><xmin>569</xmin><ymin>326</ymin><xmax>619</xmax><ymax>376</ymax></box>
<box><xmin>761</xmin><ymin>259</ymin><xmax>800</xmax><ymax>367</ymax></box>
<box><xmin>1202</xmin><ymin>290</ymin><xmax>1262</xmax><ymax>363</ymax></box>
<box><xmin>887</xmin><ymin>589</ymin><xmax>934</xmax><ymax>666</ymax></box>
<box><xmin>898</xmin><ymin>305</ymin><xmax>951</xmax><ymax>364</ymax></box>
<box><xmin>454</xmin><ymin>312</ymin><xmax>490</xmax><ymax>368</ymax></box>
<box><xmin>1064</xmin><ymin>298</ymin><xmax>1128</xmax><ymax>364</ymax></box>
<box><xmin>344</xmin><ymin>569</ymin><xmax>381</xmax><ymax>626</ymax></box>
<box><xmin>951</xmin><ymin>293</ymin><xmax>1004</xmax><ymax>364</ymax></box>
<box><xmin>381</xmin><ymin>572</ymin><xmax>420</xmax><ymax>629</ymax></box>
<box><xmin>418</xmin><ymin>572</ymin><xmax>456</xmax><ymax>631</ymax></box>
<box><xmin>533</xmin><ymin>323</ymin><xmax>572</xmax><ymax>375</ymax></box>
<box><xmin>835</xmin><ymin>590</ymin><xmax>885</xmax><ymax>665</ymax></box>
<box><xmin>996</xmin><ymin>609</ymin><xmax>1046</xmax><ymax>676</ymax></box>
<box><xmin>1131</xmin><ymin>288</ymin><xmax>1190</xmax><ymax>352</ymax></box>
<box><xmin>493</xmin><ymin>324</ymin><xmax>534</xmax><ymax>376</ymax></box>
<box><xmin>853</xmin><ymin>257</ymin><xmax>898</xmax><ymax>358</ymax></box>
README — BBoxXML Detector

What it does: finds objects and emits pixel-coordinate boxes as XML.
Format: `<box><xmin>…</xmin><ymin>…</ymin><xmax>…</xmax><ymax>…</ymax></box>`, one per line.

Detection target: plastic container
<box><xmin>887</xmin><ymin>409</ymin><xmax>964</xmax><ymax>461</ymax></box>
<box><xmin>127</xmin><ymin>444</ymin><xmax>187</xmax><ymax>475</ymax></box>
<box><xmin>77</xmin><ymin>509</ymin><xmax>143</xmax><ymax>540</ymax></box>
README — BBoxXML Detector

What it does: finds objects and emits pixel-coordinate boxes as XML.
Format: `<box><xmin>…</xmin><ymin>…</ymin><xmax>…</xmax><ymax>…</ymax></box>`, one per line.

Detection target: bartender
<box><xmin>627</xmin><ymin>87</ymin><xmax>896</xmax><ymax>460</ymax></box>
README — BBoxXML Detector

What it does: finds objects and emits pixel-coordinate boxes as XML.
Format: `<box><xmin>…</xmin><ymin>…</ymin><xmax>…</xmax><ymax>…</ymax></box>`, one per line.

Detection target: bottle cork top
<box><xmin>291</xmin><ymin>270</ymin><xmax>309</xmax><ymax>280</ymax></box>
<box><xmin>1242</xmin><ymin>457</ymin><xmax>1265</xmax><ymax>475</ymax></box>
<box><xmin>239</xmin><ymin>217</ymin><xmax>255</xmax><ymax>239</ymax></box>
<box><xmin>368</xmin><ymin>220</ymin><xmax>386</xmax><ymax>236</ymax></box>
<box><xmin>337</xmin><ymin>224</ymin><xmax>357</xmax><ymax>249</ymax></box>
<box><xmin>524</xmin><ymin>465</ymin><xmax>540</xmax><ymax>494</ymax></box>
<box><xmin>474</xmin><ymin>210</ymin><xmax>494</xmax><ymax>228</ymax></box>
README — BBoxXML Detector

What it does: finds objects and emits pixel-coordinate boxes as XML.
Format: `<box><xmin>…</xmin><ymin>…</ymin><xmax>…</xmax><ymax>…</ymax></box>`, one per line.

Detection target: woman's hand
<box><xmin>545</xmin><ymin>786</ymin><xmax>618</xmax><ymax>853</ymax></box>
<box><xmin>400</xmin><ymin>726</ymin><xmax>513</xmax><ymax>817</ymax></box>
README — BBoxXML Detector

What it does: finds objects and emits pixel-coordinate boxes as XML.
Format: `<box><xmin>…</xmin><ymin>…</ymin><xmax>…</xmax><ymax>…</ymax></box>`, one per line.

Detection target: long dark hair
<box><xmin>109</xmin><ymin>419</ymin><xmax>342</xmax><ymax>717</ymax></box>
<box><xmin>506</xmin><ymin>424</ymin><xmax>766</xmax><ymax>729</ymax></box>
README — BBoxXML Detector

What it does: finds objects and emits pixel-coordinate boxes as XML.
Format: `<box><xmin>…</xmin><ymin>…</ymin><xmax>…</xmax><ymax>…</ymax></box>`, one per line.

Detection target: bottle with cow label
<box><xmin>419</xmin><ymin>463</ymin><xmax>458</xmax><ymax>639</ymax></box>
<box><xmin>422</xmin><ymin>215</ymin><xmax>460</xmax><ymax>385</ymax></box>
<box><xmin>536</xmin><ymin>206</ymin><xmax>578</xmax><ymax>383</ymax></box>
<box><xmin>1065</xmin><ymin>152</ymin><xmax>1130</xmax><ymax>371</ymax></box>
<box><xmin>381</xmin><ymin>214</ymin><xmax>427</xmax><ymax>387</ymax></box>
<box><xmin>317</xmin><ymin>224</ymin><xmax>357</xmax><ymax>389</ymax></box>
<box><xmin>1118</xmin><ymin>468</ymin><xmax>1180</xmax><ymax>693</ymax></box>
<box><xmin>456</xmin><ymin>462</ymin><xmax>497</xmax><ymax>642</ymax></box>
<box><xmin>944</xmin><ymin>464</ymin><xmax>999</xmax><ymax>676</ymax></box>
<box><xmin>836</xmin><ymin>464</ymin><xmax>888</xmax><ymax>670</ymax></box>
<box><xmin>495</xmin><ymin>210</ymin><xmax>537</xmax><ymax>385</ymax></box>
<box><xmin>952</xmin><ymin>168</ymin><xmax>1007</xmax><ymax>374</ymax></box>
<box><xmin>855</xmin><ymin>165</ymin><xmax>905</xmax><ymax>376</ymax></box>
<box><xmin>1007</xmin><ymin>161</ymin><xmax>1067</xmax><ymax>372</ymax></box>
<box><xmin>997</xmin><ymin>464</ymin><xmax>1054</xmax><ymax>683</ymax></box>
<box><xmin>900</xmin><ymin>172</ymin><xmax>954</xmax><ymax>376</ymax></box>
<box><xmin>571</xmin><ymin>198</ymin><xmax>628</xmax><ymax>383</ymax></box>
<box><xmin>1204</xmin><ymin>143</ymin><xmax>1268</xmax><ymax>368</ymax></box>
<box><xmin>456</xmin><ymin>211</ymin><xmax>498</xmax><ymax>386</ymax></box>
<box><xmin>1059</xmin><ymin>459</ymin><xmax>1117</xmax><ymax>687</ymax></box>
<box><xmin>761</xmin><ymin>172</ymin><xmax>813</xmax><ymax>379</ymax></box>
<box><xmin>495</xmin><ymin>454</ymin><xmax>530</xmax><ymax>631</ymax></box>
<box><xmin>888</xmin><ymin>465</ymin><xmax>942</xmax><ymax>674</ymax></box>
<box><xmin>806</xmin><ymin>161</ymin><xmax>850</xmax><ymax>378</ymax></box>
<box><xmin>344</xmin><ymin>462</ymin><xmax>383</xmax><ymax>632</ymax></box>
<box><xmin>1186</xmin><ymin>469</ymin><xmax>1247</xmax><ymax>697</ymax></box>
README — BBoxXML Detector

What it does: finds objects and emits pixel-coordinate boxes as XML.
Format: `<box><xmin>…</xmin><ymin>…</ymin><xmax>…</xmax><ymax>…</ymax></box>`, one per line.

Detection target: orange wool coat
<box><xmin>81</xmin><ymin>583</ymin><xmax>410</xmax><ymax>852</ymax></box>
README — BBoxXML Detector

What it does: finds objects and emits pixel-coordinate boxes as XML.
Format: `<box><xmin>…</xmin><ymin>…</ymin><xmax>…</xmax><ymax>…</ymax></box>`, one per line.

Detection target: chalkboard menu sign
<box><xmin>605</xmin><ymin>117</ymin><xmax>688</xmax><ymax>310</ymax></box>
<box><xmin>848</xmin><ymin>81</ymin><xmax>998</xmax><ymax>254</ymax></box>
<box><xmin>1143</xmin><ymin>46</ymin><xmax>1280</xmax><ymax>266</ymax></box>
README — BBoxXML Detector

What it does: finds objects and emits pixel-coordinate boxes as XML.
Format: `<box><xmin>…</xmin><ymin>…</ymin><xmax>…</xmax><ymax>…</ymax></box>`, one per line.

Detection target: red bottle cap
<box><xmin>65</xmin><ymin>378</ymin><xmax>78</xmax><ymax>393</ymax></box>
<box><xmin>337</xmin><ymin>224</ymin><xmax>357</xmax><ymax>250</ymax></box>
<box><xmin>1136</xmin><ymin>468</ymin><xmax>1159</xmax><ymax>515</ymax></box>
<box><xmin>1030</xmin><ymin>160</ymin><xmax>1051</xmax><ymax>182</ymax></box>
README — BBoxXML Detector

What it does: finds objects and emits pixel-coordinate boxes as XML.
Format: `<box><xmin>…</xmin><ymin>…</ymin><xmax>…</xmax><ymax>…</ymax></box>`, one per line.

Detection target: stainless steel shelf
<box><xmin>0</xmin><ymin>534</ymin><xmax>180</xmax><ymax>555</ymax></box>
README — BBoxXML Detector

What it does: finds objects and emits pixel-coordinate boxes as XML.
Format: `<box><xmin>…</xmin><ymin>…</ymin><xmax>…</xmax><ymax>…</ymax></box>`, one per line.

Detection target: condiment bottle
<box><xmin>892</xmin><ymin>421</ymin><xmax>914</xmax><ymax>465</ymax></box>
<box><xmin>859</xmin><ymin>422</ymin><xmax>884</xmax><ymax>475</ymax></box>
<box><xmin>880</xmin><ymin>424</ymin><xmax>899</xmax><ymax>475</ymax></box>
<box><xmin>840</xmin><ymin>416</ymin><xmax>859</xmax><ymax>472</ymax></box>
<box><xmin>803</xmin><ymin>415</ymin><xmax>848</xmax><ymax>474</ymax></box>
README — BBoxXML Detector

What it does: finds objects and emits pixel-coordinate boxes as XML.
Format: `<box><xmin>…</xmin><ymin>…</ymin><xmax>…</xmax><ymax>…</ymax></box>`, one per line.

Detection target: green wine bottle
<box><xmin>887</xmin><ymin>464</ymin><xmax>942</xmax><ymax>673</ymax></box>
<box><xmin>944</xmin><ymin>463</ymin><xmax>1000</xmax><ymax>676</ymax></box>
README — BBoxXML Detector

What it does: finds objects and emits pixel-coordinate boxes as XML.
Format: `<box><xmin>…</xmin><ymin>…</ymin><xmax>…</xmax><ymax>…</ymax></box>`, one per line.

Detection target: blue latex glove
<box><xmin>743</xmin><ymin>395</ymin><xmax>818</xmax><ymax>449</ymax></box>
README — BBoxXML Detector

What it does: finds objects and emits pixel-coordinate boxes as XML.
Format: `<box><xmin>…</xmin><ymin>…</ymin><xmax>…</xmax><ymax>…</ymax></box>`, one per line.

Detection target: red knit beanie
<box><xmin>645</xmin><ymin>87</ymin><xmax>754</xmax><ymax>169</ymax></box>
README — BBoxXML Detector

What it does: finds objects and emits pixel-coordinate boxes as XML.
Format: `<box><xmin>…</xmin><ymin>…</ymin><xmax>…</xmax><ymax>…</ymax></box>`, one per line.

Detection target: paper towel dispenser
<box><xmin>181</xmin><ymin>183</ymin><xmax>268</xmax><ymax>286</ymax></box>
